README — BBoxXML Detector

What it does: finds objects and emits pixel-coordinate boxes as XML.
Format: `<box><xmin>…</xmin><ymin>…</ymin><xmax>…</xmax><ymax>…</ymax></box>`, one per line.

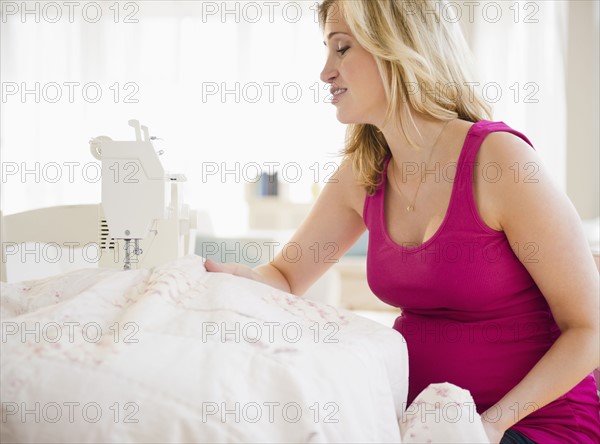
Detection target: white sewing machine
<box><xmin>90</xmin><ymin>119</ymin><xmax>197</xmax><ymax>270</ymax></box>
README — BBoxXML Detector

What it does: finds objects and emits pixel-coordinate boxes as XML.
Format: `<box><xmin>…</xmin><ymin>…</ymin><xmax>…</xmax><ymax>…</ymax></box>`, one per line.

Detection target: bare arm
<box><xmin>474</xmin><ymin>133</ymin><xmax>600</xmax><ymax>442</ymax></box>
<box><xmin>206</xmin><ymin>160</ymin><xmax>367</xmax><ymax>295</ymax></box>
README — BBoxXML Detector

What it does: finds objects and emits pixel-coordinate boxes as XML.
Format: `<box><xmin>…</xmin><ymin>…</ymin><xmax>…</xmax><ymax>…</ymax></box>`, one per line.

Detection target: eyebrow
<box><xmin>323</xmin><ymin>31</ymin><xmax>351</xmax><ymax>46</ymax></box>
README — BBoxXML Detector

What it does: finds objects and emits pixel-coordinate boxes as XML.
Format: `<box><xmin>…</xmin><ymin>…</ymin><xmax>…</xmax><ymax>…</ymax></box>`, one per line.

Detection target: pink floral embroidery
<box><xmin>434</xmin><ymin>386</ymin><xmax>449</xmax><ymax>397</ymax></box>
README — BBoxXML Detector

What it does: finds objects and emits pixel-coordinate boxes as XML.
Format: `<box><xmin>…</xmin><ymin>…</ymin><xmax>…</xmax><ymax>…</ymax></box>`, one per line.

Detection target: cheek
<box><xmin>354</xmin><ymin>58</ymin><xmax>386</xmax><ymax>98</ymax></box>
<box><xmin>368</xmin><ymin>67</ymin><xmax>386</xmax><ymax>94</ymax></box>
<box><xmin>357</xmin><ymin>70</ymin><xmax>387</xmax><ymax>108</ymax></box>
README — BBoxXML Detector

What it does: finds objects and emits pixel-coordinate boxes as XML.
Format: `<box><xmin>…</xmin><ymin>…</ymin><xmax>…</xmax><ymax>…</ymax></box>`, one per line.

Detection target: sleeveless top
<box><xmin>363</xmin><ymin>120</ymin><xmax>600</xmax><ymax>443</ymax></box>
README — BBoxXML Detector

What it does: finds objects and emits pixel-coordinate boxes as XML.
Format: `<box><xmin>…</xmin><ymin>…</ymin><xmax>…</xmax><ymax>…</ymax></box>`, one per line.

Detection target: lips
<box><xmin>330</xmin><ymin>86</ymin><xmax>347</xmax><ymax>96</ymax></box>
<box><xmin>330</xmin><ymin>86</ymin><xmax>347</xmax><ymax>103</ymax></box>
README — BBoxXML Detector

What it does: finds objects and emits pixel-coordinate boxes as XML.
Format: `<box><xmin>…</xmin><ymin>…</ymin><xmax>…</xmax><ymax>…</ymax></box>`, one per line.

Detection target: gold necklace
<box><xmin>389</xmin><ymin>119</ymin><xmax>453</xmax><ymax>212</ymax></box>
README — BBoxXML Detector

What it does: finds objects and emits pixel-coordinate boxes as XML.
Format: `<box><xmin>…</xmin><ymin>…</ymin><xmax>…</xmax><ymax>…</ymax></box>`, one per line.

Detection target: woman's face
<box><xmin>320</xmin><ymin>8</ymin><xmax>388</xmax><ymax>126</ymax></box>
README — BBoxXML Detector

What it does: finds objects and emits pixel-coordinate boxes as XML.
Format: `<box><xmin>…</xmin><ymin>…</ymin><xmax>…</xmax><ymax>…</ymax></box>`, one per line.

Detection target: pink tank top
<box><xmin>363</xmin><ymin>120</ymin><xmax>600</xmax><ymax>443</ymax></box>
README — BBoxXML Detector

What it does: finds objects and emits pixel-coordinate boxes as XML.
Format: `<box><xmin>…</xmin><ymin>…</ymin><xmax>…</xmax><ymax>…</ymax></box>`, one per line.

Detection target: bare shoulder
<box><xmin>478</xmin><ymin>130</ymin><xmax>538</xmax><ymax>164</ymax></box>
<box><xmin>325</xmin><ymin>158</ymin><xmax>368</xmax><ymax>218</ymax></box>
<box><xmin>473</xmin><ymin>129</ymin><xmax>562</xmax><ymax>232</ymax></box>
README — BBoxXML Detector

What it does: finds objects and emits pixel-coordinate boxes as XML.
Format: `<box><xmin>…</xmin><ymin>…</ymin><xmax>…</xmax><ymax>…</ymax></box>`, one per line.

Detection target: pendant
<box><xmin>406</xmin><ymin>205</ymin><xmax>414</xmax><ymax>212</ymax></box>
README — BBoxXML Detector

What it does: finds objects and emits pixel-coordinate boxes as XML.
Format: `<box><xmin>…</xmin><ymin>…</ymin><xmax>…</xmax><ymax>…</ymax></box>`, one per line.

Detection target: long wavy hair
<box><xmin>318</xmin><ymin>0</ymin><xmax>493</xmax><ymax>194</ymax></box>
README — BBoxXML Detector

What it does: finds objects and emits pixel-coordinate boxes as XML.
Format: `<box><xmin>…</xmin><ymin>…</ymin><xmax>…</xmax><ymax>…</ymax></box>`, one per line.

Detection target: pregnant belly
<box><xmin>395</xmin><ymin>312</ymin><xmax>560</xmax><ymax>412</ymax></box>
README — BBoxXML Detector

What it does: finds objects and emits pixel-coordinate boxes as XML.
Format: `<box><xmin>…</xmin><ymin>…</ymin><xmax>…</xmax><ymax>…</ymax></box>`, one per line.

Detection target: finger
<box><xmin>204</xmin><ymin>258</ymin><xmax>223</xmax><ymax>272</ymax></box>
<box><xmin>204</xmin><ymin>258</ymin><xmax>257</xmax><ymax>281</ymax></box>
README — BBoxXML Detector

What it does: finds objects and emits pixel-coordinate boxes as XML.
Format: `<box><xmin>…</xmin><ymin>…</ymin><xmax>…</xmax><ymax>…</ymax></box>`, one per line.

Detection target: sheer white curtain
<box><xmin>460</xmin><ymin>0</ymin><xmax>569</xmax><ymax>187</ymax></box>
<box><xmin>0</xmin><ymin>1</ymin><xmax>577</xmax><ymax>235</ymax></box>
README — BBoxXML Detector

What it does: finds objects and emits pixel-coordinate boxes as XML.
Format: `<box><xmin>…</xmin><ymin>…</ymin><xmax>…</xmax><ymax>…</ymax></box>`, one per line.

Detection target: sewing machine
<box><xmin>90</xmin><ymin>120</ymin><xmax>197</xmax><ymax>270</ymax></box>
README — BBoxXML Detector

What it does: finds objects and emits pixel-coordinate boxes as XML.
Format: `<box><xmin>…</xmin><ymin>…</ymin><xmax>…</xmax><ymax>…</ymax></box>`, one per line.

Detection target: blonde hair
<box><xmin>319</xmin><ymin>0</ymin><xmax>493</xmax><ymax>194</ymax></box>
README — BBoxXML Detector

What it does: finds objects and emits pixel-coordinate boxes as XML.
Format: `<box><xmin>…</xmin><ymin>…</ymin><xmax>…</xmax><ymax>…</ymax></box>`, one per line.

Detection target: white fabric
<box><xmin>401</xmin><ymin>383</ymin><xmax>489</xmax><ymax>443</ymax></box>
<box><xmin>1</xmin><ymin>255</ymin><xmax>488</xmax><ymax>443</ymax></box>
<box><xmin>1</xmin><ymin>255</ymin><xmax>407</xmax><ymax>442</ymax></box>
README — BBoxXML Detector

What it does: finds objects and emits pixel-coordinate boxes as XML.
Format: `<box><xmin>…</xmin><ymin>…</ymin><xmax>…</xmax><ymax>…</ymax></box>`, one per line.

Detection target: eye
<box><xmin>336</xmin><ymin>46</ymin><xmax>350</xmax><ymax>55</ymax></box>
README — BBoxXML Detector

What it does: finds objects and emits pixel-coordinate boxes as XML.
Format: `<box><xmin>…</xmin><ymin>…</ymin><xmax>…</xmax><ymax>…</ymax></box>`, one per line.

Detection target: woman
<box><xmin>206</xmin><ymin>1</ymin><xmax>600</xmax><ymax>442</ymax></box>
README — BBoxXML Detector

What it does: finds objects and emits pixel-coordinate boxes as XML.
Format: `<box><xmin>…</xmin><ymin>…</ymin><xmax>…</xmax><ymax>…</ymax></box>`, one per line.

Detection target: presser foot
<box><xmin>123</xmin><ymin>239</ymin><xmax>143</xmax><ymax>271</ymax></box>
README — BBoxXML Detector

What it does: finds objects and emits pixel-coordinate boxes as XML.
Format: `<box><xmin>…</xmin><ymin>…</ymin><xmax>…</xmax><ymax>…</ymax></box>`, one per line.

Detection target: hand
<box><xmin>204</xmin><ymin>258</ymin><xmax>265</xmax><ymax>284</ymax></box>
<box><xmin>481</xmin><ymin>417</ymin><xmax>505</xmax><ymax>444</ymax></box>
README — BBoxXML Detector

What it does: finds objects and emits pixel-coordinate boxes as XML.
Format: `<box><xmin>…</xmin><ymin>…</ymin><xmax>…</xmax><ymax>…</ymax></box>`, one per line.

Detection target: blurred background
<box><xmin>1</xmin><ymin>1</ymin><xmax>598</xmax><ymax>265</ymax></box>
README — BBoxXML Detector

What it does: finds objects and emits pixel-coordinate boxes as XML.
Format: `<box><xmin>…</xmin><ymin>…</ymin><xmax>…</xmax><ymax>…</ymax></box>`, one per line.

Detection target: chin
<box><xmin>335</xmin><ymin>110</ymin><xmax>362</xmax><ymax>125</ymax></box>
<box><xmin>336</xmin><ymin>116</ymin><xmax>352</xmax><ymax>125</ymax></box>
<box><xmin>335</xmin><ymin>106</ymin><xmax>378</xmax><ymax>126</ymax></box>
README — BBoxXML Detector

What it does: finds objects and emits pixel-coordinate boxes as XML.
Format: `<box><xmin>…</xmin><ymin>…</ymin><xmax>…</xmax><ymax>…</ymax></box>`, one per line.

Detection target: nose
<box><xmin>320</xmin><ymin>55</ymin><xmax>338</xmax><ymax>84</ymax></box>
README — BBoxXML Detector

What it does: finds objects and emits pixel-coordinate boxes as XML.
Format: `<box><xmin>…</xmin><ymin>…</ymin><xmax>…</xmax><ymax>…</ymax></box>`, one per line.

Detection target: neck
<box><xmin>379</xmin><ymin>111</ymin><xmax>450</xmax><ymax>163</ymax></box>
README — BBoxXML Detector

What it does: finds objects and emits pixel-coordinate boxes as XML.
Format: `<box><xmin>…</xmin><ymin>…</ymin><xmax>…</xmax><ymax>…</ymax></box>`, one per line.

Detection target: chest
<box><xmin>366</xmin><ymin>230</ymin><xmax>535</xmax><ymax>314</ymax></box>
<box><xmin>384</xmin><ymin>154</ymin><xmax>500</xmax><ymax>248</ymax></box>
<box><xmin>384</xmin><ymin>176</ymin><xmax>453</xmax><ymax>248</ymax></box>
